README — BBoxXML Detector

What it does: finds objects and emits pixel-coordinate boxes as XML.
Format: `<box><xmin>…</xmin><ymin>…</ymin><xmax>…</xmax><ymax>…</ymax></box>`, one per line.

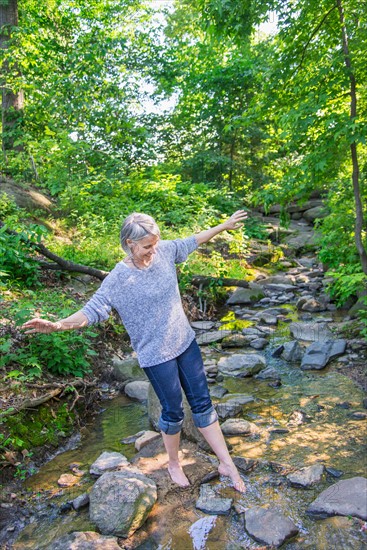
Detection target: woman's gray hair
<box><xmin>120</xmin><ymin>212</ymin><xmax>160</xmax><ymax>254</ymax></box>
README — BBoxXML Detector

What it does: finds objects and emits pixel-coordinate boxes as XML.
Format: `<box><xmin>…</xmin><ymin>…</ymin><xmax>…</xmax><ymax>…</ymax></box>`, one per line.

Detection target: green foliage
<box><xmin>2</xmin><ymin>290</ymin><xmax>98</xmax><ymax>377</ymax></box>
<box><xmin>326</xmin><ymin>267</ymin><xmax>367</xmax><ymax>307</ymax></box>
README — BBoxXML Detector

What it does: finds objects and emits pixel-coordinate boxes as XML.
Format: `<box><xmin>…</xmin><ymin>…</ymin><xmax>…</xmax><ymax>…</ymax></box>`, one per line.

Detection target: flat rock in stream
<box><xmin>48</xmin><ymin>531</ymin><xmax>121</xmax><ymax>550</ymax></box>
<box><xmin>301</xmin><ymin>340</ymin><xmax>347</xmax><ymax>370</ymax></box>
<box><xmin>90</xmin><ymin>451</ymin><xmax>130</xmax><ymax>476</ymax></box>
<box><xmin>196</xmin><ymin>484</ymin><xmax>232</xmax><ymax>515</ymax></box>
<box><xmin>217</xmin><ymin>353</ymin><xmax>266</xmax><ymax>377</ymax></box>
<box><xmin>255</xmin><ymin>365</ymin><xmax>280</xmax><ymax>380</ymax></box>
<box><xmin>89</xmin><ymin>470</ymin><xmax>157</xmax><ymax>537</ymax></box>
<box><xmin>220</xmin><ymin>418</ymin><xmax>259</xmax><ymax>435</ymax></box>
<box><xmin>244</xmin><ymin>507</ymin><xmax>299</xmax><ymax>548</ymax></box>
<box><xmin>307</xmin><ymin>477</ymin><xmax>367</xmax><ymax>520</ymax></box>
<box><xmin>216</xmin><ymin>394</ymin><xmax>255</xmax><ymax>419</ymax></box>
<box><xmin>290</xmin><ymin>322</ymin><xmax>332</xmax><ymax>342</ymax></box>
<box><xmin>196</xmin><ymin>330</ymin><xmax>232</xmax><ymax>345</ymax></box>
<box><xmin>287</xmin><ymin>464</ymin><xmax>324</xmax><ymax>488</ymax></box>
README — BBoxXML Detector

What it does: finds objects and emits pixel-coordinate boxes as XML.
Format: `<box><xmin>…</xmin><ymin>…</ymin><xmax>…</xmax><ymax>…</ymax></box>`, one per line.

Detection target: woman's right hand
<box><xmin>21</xmin><ymin>318</ymin><xmax>61</xmax><ymax>334</ymax></box>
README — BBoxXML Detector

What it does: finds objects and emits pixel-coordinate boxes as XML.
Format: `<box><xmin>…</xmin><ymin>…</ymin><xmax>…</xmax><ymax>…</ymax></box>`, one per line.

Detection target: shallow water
<box><xmin>13</xmin><ymin>332</ymin><xmax>367</xmax><ymax>549</ymax></box>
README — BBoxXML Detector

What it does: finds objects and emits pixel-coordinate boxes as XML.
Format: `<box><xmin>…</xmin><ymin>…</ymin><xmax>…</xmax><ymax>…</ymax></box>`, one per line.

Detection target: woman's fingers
<box><xmin>21</xmin><ymin>319</ymin><xmax>55</xmax><ymax>334</ymax></box>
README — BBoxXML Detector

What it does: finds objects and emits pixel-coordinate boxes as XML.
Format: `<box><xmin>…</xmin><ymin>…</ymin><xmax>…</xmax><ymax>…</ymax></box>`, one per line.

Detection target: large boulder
<box><xmin>147</xmin><ymin>384</ymin><xmax>206</xmax><ymax>444</ymax></box>
<box><xmin>89</xmin><ymin>470</ymin><xmax>157</xmax><ymax>537</ymax></box>
<box><xmin>227</xmin><ymin>284</ymin><xmax>265</xmax><ymax>305</ymax></box>
<box><xmin>307</xmin><ymin>477</ymin><xmax>367</xmax><ymax>520</ymax></box>
<box><xmin>245</xmin><ymin>507</ymin><xmax>299</xmax><ymax>548</ymax></box>
<box><xmin>47</xmin><ymin>531</ymin><xmax>121</xmax><ymax>550</ymax></box>
<box><xmin>303</xmin><ymin>205</ymin><xmax>328</xmax><ymax>223</ymax></box>
<box><xmin>290</xmin><ymin>322</ymin><xmax>332</xmax><ymax>342</ymax></box>
<box><xmin>217</xmin><ymin>353</ymin><xmax>266</xmax><ymax>377</ymax></box>
<box><xmin>111</xmin><ymin>356</ymin><xmax>147</xmax><ymax>382</ymax></box>
<box><xmin>301</xmin><ymin>340</ymin><xmax>347</xmax><ymax>370</ymax></box>
<box><xmin>124</xmin><ymin>380</ymin><xmax>150</xmax><ymax>401</ymax></box>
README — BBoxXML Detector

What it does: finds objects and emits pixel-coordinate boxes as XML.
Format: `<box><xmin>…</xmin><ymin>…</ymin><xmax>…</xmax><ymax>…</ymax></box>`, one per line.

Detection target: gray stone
<box><xmin>250</xmin><ymin>338</ymin><xmax>268</xmax><ymax>350</ymax></box>
<box><xmin>47</xmin><ymin>531</ymin><xmax>121</xmax><ymax>550</ymax></box>
<box><xmin>303</xmin><ymin>205</ymin><xmax>328</xmax><ymax>223</ymax></box>
<box><xmin>298</xmin><ymin>257</ymin><xmax>316</xmax><ymax>268</ymax></box>
<box><xmin>257</xmin><ymin>275</ymin><xmax>296</xmax><ymax>286</ymax></box>
<box><xmin>286</xmin><ymin>231</ymin><xmax>317</xmax><ymax>250</ymax></box>
<box><xmin>111</xmin><ymin>356</ymin><xmax>147</xmax><ymax>382</ymax></box>
<box><xmin>242</xmin><ymin>327</ymin><xmax>266</xmax><ymax>337</ymax></box>
<box><xmin>221</xmin><ymin>334</ymin><xmax>252</xmax><ymax>348</ymax></box>
<box><xmin>124</xmin><ymin>381</ymin><xmax>150</xmax><ymax>401</ymax></box>
<box><xmin>89</xmin><ymin>470</ymin><xmax>157</xmax><ymax>537</ymax></box>
<box><xmin>254</xmin><ymin>312</ymin><xmax>278</xmax><ymax>325</ymax></box>
<box><xmin>307</xmin><ymin>477</ymin><xmax>367</xmax><ymax>520</ymax></box>
<box><xmin>263</xmin><ymin>283</ymin><xmax>296</xmax><ymax>292</ymax></box>
<box><xmin>191</xmin><ymin>321</ymin><xmax>215</xmax><ymax>330</ymax></box>
<box><xmin>216</xmin><ymin>394</ymin><xmax>254</xmax><ymax>420</ymax></box>
<box><xmin>227</xmin><ymin>285</ymin><xmax>265</xmax><ymax>305</ymax></box>
<box><xmin>196</xmin><ymin>330</ymin><xmax>232</xmax><ymax>345</ymax></box>
<box><xmin>301</xmin><ymin>298</ymin><xmax>326</xmax><ymax>313</ymax></box>
<box><xmin>196</xmin><ymin>484</ymin><xmax>232</xmax><ymax>515</ymax></box>
<box><xmin>232</xmin><ymin>456</ymin><xmax>259</xmax><ymax>473</ymax></box>
<box><xmin>290</xmin><ymin>322</ymin><xmax>332</xmax><ymax>341</ymax></box>
<box><xmin>281</xmin><ymin>341</ymin><xmax>303</xmax><ymax>362</ymax></box>
<box><xmin>209</xmin><ymin>385</ymin><xmax>228</xmax><ymax>399</ymax></box>
<box><xmin>217</xmin><ymin>353</ymin><xmax>266</xmax><ymax>377</ymax></box>
<box><xmin>134</xmin><ymin>430</ymin><xmax>161</xmax><ymax>451</ymax></box>
<box><xmin>90</xmin><ymin>452</ymin><xmax>130</xmax><ymax>477</ymax></box>
<box><xmin>245</xmin><ymin>507</ymin><xmax>299</xmax><ymax>548</ymax></box>
<box><xmin>287</xmin><ymin>464</ymin><xmax>324</xmax><ymax>488</ymax></box>
<box><xmin>221</xmin><ymin>419</ymin><xmax>259</xmax><ymax>435</ymax></box>
<box><xmin>301</xmin><ymin>340</ymin><xmax>347</xmax><ymax>370</ymax></box>
<box><xmin>72</xmin><ymin>493</ymin><xmax>90</xmax><ymax>510</ymax></box>
<box><xmin>255</xmin><ymin>366</ymin><xmax>280</xmax><ymax>380</ymax></box>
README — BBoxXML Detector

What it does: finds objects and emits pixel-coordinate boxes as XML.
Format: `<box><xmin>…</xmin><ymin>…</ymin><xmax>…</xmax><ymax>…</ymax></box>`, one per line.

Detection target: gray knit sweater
<box><xmin>82</xmin><ymin>236</ymin><xmax>198</xmax><ymax>368</ymax></box>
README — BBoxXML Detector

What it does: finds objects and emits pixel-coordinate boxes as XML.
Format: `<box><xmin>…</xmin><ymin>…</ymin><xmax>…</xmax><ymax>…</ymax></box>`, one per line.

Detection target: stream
<box><xmin>8</xmin><ymin>258</ymin><xmax>367</xmax><ymax>549</ymax></box>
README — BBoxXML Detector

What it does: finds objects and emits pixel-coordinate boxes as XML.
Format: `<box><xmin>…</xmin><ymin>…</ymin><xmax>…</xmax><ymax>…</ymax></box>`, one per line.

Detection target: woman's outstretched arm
<box><xmin>194</xmin><ymin>210</ymin><xmax>248</xmax><ymax>245</ymax></box>
<box><xmin>22</xmin><ymin>310</ymin><xmax>89</xmax><ymax>334</ymax></box>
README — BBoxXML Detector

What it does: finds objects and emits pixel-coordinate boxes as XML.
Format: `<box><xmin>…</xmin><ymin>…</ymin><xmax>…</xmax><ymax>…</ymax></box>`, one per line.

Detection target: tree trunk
<box><xmin>336</xmin><ymin>0</ymin><xmax>367</xmax><ymax>275</ymax></box>
<box><xmin>0</xmin><ymin>0</ymin><xmax>24</xmax><ymax>155</ymax></box>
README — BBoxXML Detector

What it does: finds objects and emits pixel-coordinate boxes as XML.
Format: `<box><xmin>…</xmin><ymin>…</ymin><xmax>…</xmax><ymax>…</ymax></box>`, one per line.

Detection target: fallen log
<box><xmin>191</xmin><ymin>275</ymin><xmax>249</xmax><ymax>288</ymax></box>
<box><xmin>0</xmin><ymin>220</ymin><xmax>108</xmax><ymax>280</ymax></box>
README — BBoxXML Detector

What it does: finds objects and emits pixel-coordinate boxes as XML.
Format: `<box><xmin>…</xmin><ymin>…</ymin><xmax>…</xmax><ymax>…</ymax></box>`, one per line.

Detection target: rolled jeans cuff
<box><xmin>192</xmin><ymin>405</ymin><xmax>218</xmax><ymax>429</ymax></box>
<box><xmin>158</xmin><ymin>416</ymin><xmax>184</xmax><ymax>435</ymax></box>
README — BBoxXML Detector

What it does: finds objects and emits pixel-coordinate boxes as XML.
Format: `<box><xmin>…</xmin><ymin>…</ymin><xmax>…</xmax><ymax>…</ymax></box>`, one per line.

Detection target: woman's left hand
<box><xmin>222</xmin><ymin>210</ymin><xmax>248</xmax><ymax>230</ymax></box>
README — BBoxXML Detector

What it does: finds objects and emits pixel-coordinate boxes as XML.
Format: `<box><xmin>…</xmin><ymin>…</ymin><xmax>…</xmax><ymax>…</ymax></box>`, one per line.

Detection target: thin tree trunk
<box><xmin>337</xmin><ymin>0</ymin><xmax>367</xmax><ymax>275</ymax></box>
<box><xmin>0</xmin><ymin>0</ymin><xmax>24</xmax><ymax>154</ymax></box>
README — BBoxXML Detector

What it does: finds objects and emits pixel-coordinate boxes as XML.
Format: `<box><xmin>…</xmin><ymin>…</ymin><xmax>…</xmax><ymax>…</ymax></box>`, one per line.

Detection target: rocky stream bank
<box><xmin>1</xmin><ymin>211</ymin><xmax>366</xmax><ymax>549</ymax></box>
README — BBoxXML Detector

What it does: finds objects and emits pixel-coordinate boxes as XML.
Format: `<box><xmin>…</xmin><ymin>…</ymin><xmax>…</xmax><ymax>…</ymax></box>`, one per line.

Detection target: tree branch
<box><xmin>290</xmin><ymin>5</ymin><xmax>337</xmax><ymax>79</ymax></box>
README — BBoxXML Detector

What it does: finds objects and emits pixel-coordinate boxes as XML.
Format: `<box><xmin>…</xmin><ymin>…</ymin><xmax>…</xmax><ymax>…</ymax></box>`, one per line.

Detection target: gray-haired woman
<box><xmin>22</xmin><ymin>210</ymin><xmax>248</xmax><ymax>491</ymax></box>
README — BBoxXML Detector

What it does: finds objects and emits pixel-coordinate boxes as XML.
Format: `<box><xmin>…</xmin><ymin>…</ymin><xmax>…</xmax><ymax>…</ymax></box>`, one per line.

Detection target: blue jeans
<box><xmin>144</xmin><ymin>339</ymin><xmax>218</xmax><ymax>435</ymax></box>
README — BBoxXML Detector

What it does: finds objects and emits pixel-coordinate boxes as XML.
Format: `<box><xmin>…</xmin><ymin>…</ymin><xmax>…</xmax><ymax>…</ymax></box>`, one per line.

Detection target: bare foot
<box><xmin>168</xmin><ymin>462</ymin><xmax>190</xmax><ymax>487</ymax></box>
<box><xmin>218</xmin><ymin>462</ymin><xmax>246</xmax><ymax>493</ymax></box>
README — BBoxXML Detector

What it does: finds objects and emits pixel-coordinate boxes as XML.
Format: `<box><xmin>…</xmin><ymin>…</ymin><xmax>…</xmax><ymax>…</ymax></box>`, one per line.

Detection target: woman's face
<box><xmin>128</xmin><ymin>234</ymin><xmax>160</xmax><ymax>264</ymax></box>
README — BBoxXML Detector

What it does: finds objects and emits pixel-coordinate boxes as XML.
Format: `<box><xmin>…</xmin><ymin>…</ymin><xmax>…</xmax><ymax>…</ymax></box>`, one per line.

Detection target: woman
<box><xmin>22</xmin><ymin>210</ymin><xmax>248</xmax><ymax>491</ymax></box>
